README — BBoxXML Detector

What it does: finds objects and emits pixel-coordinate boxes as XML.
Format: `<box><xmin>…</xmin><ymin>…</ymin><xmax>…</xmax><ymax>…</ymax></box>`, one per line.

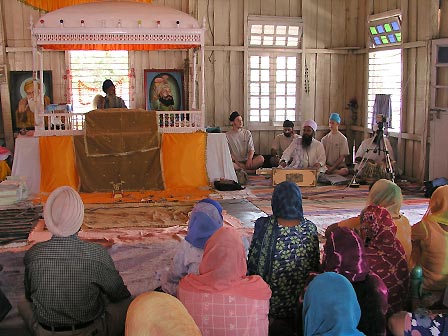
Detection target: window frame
<box><xmin>366</xmin><ymin>11</ymin><xmax>403</xmax><ymax>133</ymax></box>
<box><xmin>67</xmin><ymin>50</ymin><xmax>131</xmax><ymax>114</ymax></box>
<box><xmin>246</xmin><ymin>15</ymin><xmax>303</xmax><ymax>130</ymax></box>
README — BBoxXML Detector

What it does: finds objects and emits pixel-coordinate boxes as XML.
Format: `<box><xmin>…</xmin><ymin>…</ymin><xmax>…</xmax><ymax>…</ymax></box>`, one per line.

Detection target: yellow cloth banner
<box><xmin>161</xmin><ymin>133</ymin><xmax>208</xmax><ymax>189</ymax></box>
<box><xmin>39</xmin><ymin>136</ymin><xmax>79</xmax><ymax>193</ymax></box>
<box><xmin>0</xmin><ymin>161</ymin><xmax>11</xmax><ymax>181</ymax></box>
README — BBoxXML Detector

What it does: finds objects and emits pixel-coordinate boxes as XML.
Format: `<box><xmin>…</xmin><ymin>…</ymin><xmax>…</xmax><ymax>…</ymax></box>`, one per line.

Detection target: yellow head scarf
<box><xmin>125</xmin><ymin>292</ymin><xmax>201</xmax><ymax>336</ymax></box>
<box><xmin>366</xmin><ymin>179</ymin><xmax>402</xmax><ymax>218</ymax></box>
<box><xmin>423</xmin><ymin>185</ymin><xmax>448</xmax><ymax>226</ymax></box>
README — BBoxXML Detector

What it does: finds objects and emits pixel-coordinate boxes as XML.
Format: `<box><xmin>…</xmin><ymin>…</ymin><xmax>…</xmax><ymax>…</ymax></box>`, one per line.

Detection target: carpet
<box><xmin>83</xmin><ymin>202</ymin><xmax>194</xmax><ymax>229</ymax></box>
<box><xmin>244</xmin><ymin>175</ymin><xmax>429</xmax><ymax>233</ymax></box>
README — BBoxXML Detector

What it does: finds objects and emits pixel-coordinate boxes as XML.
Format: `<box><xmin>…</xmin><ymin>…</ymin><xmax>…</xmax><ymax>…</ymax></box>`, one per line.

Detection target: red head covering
<box><xmin>323</xmin><ymin>227</ymin><xmax>369</xmax><ymax>282</ymax></box>
<box><xmin>360</xmin><ymin>205</ymin><xmax>409</xmax><ymax>313</ymax></box>
<box><xmin>179</xmin><ymin>227</ymin><xmax>271</xmax><ymax>300</ymax></box>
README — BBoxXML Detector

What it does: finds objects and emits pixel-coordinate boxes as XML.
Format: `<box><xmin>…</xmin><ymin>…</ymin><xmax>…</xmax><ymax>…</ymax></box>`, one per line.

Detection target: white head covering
<box><xmin>303</xmin><ymin>120</ymin><xmax>317</xmax><ymax>132</ymax></box>
<box><xmin>44</xmin><ymin>186</ymin><xmax>84</xmax><ymax>237</ymax></box>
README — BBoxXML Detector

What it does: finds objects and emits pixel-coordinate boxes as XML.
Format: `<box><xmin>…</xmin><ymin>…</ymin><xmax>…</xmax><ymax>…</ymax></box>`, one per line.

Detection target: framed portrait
<box><xmin>144</xmin><ymin>69</ymin><xmax>184</xmax><ymax>111</ymax></box>
<box><xmin>9</xmin><ymin>71</ymin><xmax>53</xmax><ymax>131</ymax></box>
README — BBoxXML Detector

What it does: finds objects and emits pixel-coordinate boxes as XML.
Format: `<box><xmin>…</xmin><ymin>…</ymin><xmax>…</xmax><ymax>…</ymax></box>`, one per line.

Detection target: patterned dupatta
<box><xmin>248</xmin><ymin>181</ymin><xmax>304</xmax><ymax>283</ymax></box>
<box><xmin>360</xmin><ymin>205</ymin><xmax>409</xmax><ymax>313</ymax></box>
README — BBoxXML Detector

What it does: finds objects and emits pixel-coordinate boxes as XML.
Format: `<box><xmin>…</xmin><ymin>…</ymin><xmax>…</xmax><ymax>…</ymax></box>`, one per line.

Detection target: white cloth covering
<box><xmin>11</xmin><ymin>136</ymin><xmax>41</xmax><ymax>196</ymax></box>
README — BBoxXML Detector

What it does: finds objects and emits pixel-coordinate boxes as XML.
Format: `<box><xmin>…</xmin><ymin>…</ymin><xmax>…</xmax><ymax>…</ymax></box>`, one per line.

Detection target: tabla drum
<box><xmin>358</xmin><ymin>161</ymin><xmax>389</xmax><ymax>184</ymax></box>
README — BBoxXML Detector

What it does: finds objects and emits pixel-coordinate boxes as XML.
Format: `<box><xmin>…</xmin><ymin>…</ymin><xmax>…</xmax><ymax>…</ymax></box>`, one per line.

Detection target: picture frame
<box><xmin>144</xmin><ymin>69</ymin><xmax>184</xmax><ymax>111</ymax></box>
<box><xmin>9</xmin><ymin>71</ymin><xmax>53</xmax><ymax>131</ymax></box>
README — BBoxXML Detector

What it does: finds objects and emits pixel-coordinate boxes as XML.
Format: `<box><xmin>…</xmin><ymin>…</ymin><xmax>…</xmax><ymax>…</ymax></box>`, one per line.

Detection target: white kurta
<box><xmin>355</xmin><ymin>136</ymin><xmax>395</xmax><ymax>164</ymax></box>
<box><xmin>280</xmin><ymin>138</ymin><xmax>327</xmax><ymax>173</ymax></box>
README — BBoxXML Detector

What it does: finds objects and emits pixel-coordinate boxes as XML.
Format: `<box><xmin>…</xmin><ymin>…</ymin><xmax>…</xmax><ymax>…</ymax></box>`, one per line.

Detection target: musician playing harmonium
<box><xmin>278</xmin><ymin>119</ymin><xmax>327</xmax><ymax>174</ymax></box>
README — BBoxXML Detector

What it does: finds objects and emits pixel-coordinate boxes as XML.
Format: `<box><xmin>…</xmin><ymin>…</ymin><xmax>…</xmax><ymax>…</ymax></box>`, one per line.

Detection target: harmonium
<box><xmin>272</xmin><ymin>168</ymin><xmax>317</xmax><ymax>187</ymax></box>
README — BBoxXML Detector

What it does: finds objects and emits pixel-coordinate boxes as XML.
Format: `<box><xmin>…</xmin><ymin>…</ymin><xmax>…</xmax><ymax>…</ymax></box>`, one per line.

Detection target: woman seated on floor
<box><xmin>178</xmin><ymin>226</ymin><xmax>271</xmax><ymax>335</ymax></box>
<box><xmin>303</xmin><ymin>272</ymin><xmax>365</xmax><ymax>335</ymax></box>
<box><xmin>125</xmin><ymin>291</ymin><xmax>201</xmax><ymax>335</ymax></box>
<box><xmin>360</xmin><ymin>204</ymin><xmax>410</xmax><ymax>314</ymax></box>
<box><xmin>322</xmin><ymin>226</ymin><xmax>389</xmax><ymax>335</ymax></box>
<box><xmin>247</xmin><ymin>181</ymin><xmax>320</xmax><ymax>335</ymax></box>
<box><xmin>388</xmin><ymin>309</ymin><xmax>448</xmax><ymax>335</ymax></box>
<box><xmin>327</xmin><ymin>179</ymin><xmax>412</xmax><ymax>263</ymax></box>
<box><xmin>410</xmin><ymin>185</ymin><xmax>448</xmax><ymax>307</ymax></box>
<box><xmin>160</xmin><ymin>198</ymin><xmax>223</xmax><ymax>296</ymax></box>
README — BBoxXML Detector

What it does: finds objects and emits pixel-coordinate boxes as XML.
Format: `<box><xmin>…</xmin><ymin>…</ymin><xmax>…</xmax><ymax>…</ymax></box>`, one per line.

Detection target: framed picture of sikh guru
<box><xmin>144</xmin><ymin>69</ymin><xmax>184</xmax><ymax>111</ymax></box>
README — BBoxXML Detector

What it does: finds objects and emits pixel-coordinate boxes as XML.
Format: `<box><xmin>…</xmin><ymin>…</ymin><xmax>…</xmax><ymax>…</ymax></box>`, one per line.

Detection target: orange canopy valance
<box><xmin>20</xmin><ymin>0</ymin><xmax>152</xmax><ymax>13</ymax></box>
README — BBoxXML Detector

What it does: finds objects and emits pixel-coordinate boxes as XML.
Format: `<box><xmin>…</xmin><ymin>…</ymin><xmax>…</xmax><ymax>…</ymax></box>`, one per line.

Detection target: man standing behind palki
<box><xmin>93</xmin><ymin>79</ymin><xmax>127</xmax><ymax>109</ymax></box>
<box><xmin>270</xmin><ymin>119</ymin><xmax>300</xmax><ymax>167</ymax></box>
<box><xmin>321</xmin><ymin>112</ymin><xmax>350</xmax><ymax>176</ymax></box>
<box><xmin>279</xmin><ymin>119</ymin><xmax>326</xmax><ymax>174</ymax></box>
<box><xmin>226</xmin><ymin>111</ymin><xmax>264</xmax><ymax>176</ymax></box>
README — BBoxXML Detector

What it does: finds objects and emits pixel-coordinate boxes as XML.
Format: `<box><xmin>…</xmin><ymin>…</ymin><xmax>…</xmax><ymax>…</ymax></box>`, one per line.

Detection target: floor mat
<box><xmin>83</xmin><ymin>202</ymin><xmax>194</xmax><ymax>229</ymax></box>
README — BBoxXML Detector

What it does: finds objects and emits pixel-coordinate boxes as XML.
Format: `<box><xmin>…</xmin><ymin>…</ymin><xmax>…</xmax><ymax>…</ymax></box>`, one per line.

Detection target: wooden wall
<box><xmin>0</xmin><ymin>0</ymin><xmax>446</xmax><ymax>182</ymax></box>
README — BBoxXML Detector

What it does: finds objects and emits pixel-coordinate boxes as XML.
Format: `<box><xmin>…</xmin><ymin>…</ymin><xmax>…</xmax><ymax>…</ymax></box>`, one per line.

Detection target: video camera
<box><xmin>376</xmin><ymin>114</ymin><xmax>387</xmax><ymax>132</ymax></box>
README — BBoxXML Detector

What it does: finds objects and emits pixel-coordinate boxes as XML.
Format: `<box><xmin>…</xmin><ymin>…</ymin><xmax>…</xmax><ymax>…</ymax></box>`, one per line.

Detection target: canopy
<box><xmin>30</xmin><ymin>1</ymin><xmax>206</xmax><ymax>133</ymax></box>
<box><xmin>31</xmin><ymin>1</ymin><xmax>204</xmax><ymax>51</ymax></box>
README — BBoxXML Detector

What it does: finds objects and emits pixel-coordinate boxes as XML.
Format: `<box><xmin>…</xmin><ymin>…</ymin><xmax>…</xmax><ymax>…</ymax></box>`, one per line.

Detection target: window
<box><xmin>69</xmin><ymin>50</ymin><xmax>130</xmax><ymax>113</ymax></box>
<box><xmin>247</xmin><ymin>16</ymin><xmax>302</xmax><ymax>125</ymax></box>
<box><xmin>367</xmin><ymin>49</ymin><xmax>402</xmax><ymax>132</ymax></box>
<box><xmin>368</xmin><ymin>17</ymin><xmax>402</xmax><ymax>47</ymax></box>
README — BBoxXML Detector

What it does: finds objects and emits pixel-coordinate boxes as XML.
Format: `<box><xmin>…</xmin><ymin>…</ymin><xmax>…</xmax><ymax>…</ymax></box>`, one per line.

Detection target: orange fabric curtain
<box><xmin>20</xmin><ymin>0</ymin><xmax>152</xmax><ymax>12</ymax></box>
<box><xmin>161</xmin><ymin>133</ymin><xmax>208</xmax><ymax>189</ymax></box>
<box><xmin>39</xmin><ymin>136</ymin><xmax>79</xmax><ymax>193</ymax></box>
<box><xmin>41</xmin><ymin>44</ymin><xmax>199</xmax><ymax>51</ymax></box>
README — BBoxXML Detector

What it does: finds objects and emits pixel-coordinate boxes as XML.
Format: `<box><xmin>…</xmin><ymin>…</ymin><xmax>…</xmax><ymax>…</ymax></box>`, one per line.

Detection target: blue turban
<box><xmin>271</xmin><ymin>181</ymin><xmax>304</xmax><ymax>220</ymax></box>
<box><xmin>329</xmin><ymin>112</ymin><xmax>341</xmax><ymax>124</ymax></box>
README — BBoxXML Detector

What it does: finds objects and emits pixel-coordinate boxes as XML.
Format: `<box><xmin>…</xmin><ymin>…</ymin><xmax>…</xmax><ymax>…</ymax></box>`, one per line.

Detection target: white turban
<box><xmin>303</xmin><ymin>120</ymin><xmax>318</xmax><ymax>132</ymax></box>
<box><xmin>44</xmin><ymin>186</ymin><xmax>84</xmax><ymax>237</ymax></box>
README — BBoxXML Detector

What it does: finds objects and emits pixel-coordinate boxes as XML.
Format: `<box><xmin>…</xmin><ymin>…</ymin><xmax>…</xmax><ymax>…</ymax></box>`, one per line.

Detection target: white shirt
<box><xmin>321</xmin><ymin>131</ymin><xmax>350</xmax><ymax>167</ymax></box>
<box><xmin>271</xmin><ymin>133</ymin><xmax>300</xmax><ymax>156</ymax></box>
<box><xmin>226</xmin><ymin>129</ymin><xmax>255</xmax><ymax>162</ymax></box>
<box><xmin>280</xmin><ymin>138</ymin><xmax>327</xmax><ymax>173</ymax></box>
<box><xmin>355</xmin><ymin>135</ymin><xmax>395</xmax><ymax>165</ymax></box>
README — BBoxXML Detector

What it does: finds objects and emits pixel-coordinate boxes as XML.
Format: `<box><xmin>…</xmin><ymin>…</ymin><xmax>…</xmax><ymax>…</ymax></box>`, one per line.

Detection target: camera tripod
<box><xmin>347</xmin><ymin>125</ymin><xmax>395</xmax><ymax>188</ymax></box>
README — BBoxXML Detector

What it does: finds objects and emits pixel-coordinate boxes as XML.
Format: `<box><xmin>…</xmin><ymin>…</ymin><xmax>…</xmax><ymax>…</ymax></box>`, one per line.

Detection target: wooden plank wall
<box><xmin>0</xmin><ymin>0</ymin><xmax>446</xmax><ymax>181</ymax></box>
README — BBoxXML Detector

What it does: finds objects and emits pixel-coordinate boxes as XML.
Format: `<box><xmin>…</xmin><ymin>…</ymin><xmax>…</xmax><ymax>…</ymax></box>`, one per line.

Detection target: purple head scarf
<box><xmin>271</xmin><ymin>181</ymin><xmax>304</xmax><ymax>221</ymax></box>
<box><xmin>197</xmin><ymin>198</ymin><xmax>223</xmax><ymax>219</ymax></box>
<box><xmin>185</xmin><ymin>199</ymin><xmax>223</xmax><ymax>249</ymax></box>
<box><xmin>323</xmin><ymin>227</ymin><xmax>369</xmax><ymax>282</ymax></box>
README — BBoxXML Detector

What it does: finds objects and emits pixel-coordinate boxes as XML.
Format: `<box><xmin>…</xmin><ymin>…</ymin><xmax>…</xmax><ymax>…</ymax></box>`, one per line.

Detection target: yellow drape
<box><xmin>19</xmin><ymin>0</ymin><xmax>152</xmax><ymax>12</ymax></box>
<box><xmin>161</xmin><ymin>132</ymin><xmax>208</xmax><ymax>189</ymax></box>
<box><xmin>0</xmin><ymin>161</ymin><xmax>11</xmax><ymax>181</ymax></box>
<box><xmin>39</xmin><ymin>136</ymin><xmax>79</xmax><ymax>193</ymax></box>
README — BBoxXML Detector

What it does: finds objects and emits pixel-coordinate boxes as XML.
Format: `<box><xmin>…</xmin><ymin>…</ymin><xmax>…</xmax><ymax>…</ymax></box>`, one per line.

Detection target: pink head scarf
<box><xmin>179</xmin><ymin>227</ymin><xmax>271</xmax><ymax>300</ymax></box>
